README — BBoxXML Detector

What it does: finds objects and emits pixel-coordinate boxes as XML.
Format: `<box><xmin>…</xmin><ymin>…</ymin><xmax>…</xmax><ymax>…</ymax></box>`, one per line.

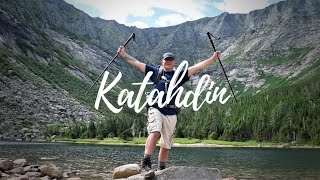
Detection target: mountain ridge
<box><xmin>0</xmin><ymin>0</ymin><xmax>319</xmax><ymax>141</ymax></box>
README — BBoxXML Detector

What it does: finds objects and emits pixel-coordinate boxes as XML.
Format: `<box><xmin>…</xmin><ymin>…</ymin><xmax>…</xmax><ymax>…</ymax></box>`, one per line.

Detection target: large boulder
<box><xmin>0</xmin><ymin>160</ymin><xmax>14</xmax><ymax>171</ymax></box>
<box><xmin>124</xmin><ymin>166</ymin><xmax>221</xmax><ymax>180</ymax></box>
<box><xmin>112</xmin><ymin>164</ymin><xmax>141</xmax><ymax>179</ymax></box>
<box><xmin>39</xmin><ymin>164</ymin><xmax>63</xmax><ymax>179</ymax></box>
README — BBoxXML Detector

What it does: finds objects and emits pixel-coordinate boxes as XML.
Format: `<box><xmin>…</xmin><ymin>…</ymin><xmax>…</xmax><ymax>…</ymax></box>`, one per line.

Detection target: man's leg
<box><xmin>145</xmin><ymin>132</ymin><xmax>160</xmax><ymax>155</ymax></box>
<box><xmin>142</xmin><ymin>107</ymin><xmax>163</xmax><ymax>178</ymax></box>
<box><xmin>141</xmin><ymin>132</ymin><xmax>160</xmax><ymax>179</ymax></box>
<box><xmin>157</xmin><ymin>114</ymin><xmax>177</xmax><ymax>170</ymax></box>
<box><xmin>158</xmin><ymin>146</ymin><xmax>169</xmax><ymax>170</ymax></box>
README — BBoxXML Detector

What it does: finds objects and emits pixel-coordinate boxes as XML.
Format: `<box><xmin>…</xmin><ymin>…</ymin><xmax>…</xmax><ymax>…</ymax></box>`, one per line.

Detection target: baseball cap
<box><xmin>163</xmin><ymin>52</ymin><xmax>175</xmax><ymax>60</ymax></box>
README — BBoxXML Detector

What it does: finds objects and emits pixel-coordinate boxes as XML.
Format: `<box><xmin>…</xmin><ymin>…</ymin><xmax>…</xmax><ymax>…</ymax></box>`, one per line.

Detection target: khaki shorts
<box><xmin>147</xmin><ymin>107</ymin><xmax>177</xmax><ymax>149</ymax></box>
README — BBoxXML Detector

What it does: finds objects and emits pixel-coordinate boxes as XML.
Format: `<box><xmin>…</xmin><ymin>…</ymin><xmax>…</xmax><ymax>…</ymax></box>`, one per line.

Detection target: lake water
<box><xmin>1</xmin><ymin>141</ymin><xmax>320</xmax><ymax>179</ymax></box>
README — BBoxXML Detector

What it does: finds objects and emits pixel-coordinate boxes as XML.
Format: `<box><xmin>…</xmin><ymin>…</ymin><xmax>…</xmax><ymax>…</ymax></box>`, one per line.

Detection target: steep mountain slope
<box><xmin>0</xmin><ymin>0</ymin><xmax>319</xmax><ymax>140</ymax></box>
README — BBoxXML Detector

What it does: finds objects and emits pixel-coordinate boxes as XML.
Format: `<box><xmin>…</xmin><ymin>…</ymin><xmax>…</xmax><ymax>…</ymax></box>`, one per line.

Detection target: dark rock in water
<box><xmin>0</xmin><ymin>160</ymin><xmax>14</xmax><ymax>171</ymax></box>
<box><xmin>115</xmin><ymin>166</ymin><xmax>221</xmax><ymax>180</ymax></box>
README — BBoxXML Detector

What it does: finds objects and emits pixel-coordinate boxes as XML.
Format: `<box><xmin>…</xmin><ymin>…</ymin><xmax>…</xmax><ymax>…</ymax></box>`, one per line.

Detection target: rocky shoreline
<box><xmin>1</xmin><ymin>158</ymin><xmax>234</xmax><ymax>180</ymax></box>
<box><xmin>0</xmin><ymin>159</ymin><xmax>81</xmax><ymax>180</ymax></box>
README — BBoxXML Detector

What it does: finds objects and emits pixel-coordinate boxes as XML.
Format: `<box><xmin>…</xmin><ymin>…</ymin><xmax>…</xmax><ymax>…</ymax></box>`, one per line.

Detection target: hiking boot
<box><xmin>141</xmin><ymin>157</ymin><xmax>155</xmax><ymax>179</ymax></box>
<box><xmin>158</xmin><ymin>165</ymin><xmax>166</xmax><ymax>171</ymax></box>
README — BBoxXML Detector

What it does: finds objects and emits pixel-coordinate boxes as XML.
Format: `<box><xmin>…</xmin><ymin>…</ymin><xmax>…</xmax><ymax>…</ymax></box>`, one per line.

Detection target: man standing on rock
<box><xmin>118</xmin><ymin>46</ymin><xmax>221</xmax><ymax>178</ymax></box>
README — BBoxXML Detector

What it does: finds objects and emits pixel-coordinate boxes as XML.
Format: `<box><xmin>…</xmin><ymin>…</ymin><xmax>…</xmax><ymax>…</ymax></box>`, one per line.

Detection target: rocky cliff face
<box><xmin>0</xmin><ymin>0</ymin><xmax>319</xmax><ymax>140</ymax></box>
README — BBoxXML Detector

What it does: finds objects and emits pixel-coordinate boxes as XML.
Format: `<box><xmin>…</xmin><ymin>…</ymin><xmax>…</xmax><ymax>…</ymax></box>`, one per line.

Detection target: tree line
<box><xmin>45</xmin><ymin>72</ymin><xmax>320</xmax><ymax>145</ymax></box>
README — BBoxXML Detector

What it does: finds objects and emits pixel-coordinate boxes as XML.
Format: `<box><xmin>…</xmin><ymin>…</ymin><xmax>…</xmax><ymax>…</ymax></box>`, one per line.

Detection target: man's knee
<box><xmin>149</xmin><ymin>131</ymin><xmax>161</xmax><ymax>139</ymax></box>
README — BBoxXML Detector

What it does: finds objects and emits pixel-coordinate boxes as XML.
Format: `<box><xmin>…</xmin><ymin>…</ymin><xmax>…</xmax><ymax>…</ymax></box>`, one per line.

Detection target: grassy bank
<box><xmin>55</xmin><ymin>137</ymin><xmax>147</xmax><ymax>145</ymax></box>
<box><xmin>54</xmin><ymin>137</ymin><xmax>320</xmax><ymax>148</ymax></box>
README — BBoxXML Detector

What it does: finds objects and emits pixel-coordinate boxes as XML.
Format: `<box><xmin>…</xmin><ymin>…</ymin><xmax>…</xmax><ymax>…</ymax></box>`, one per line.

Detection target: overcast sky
<box><xmin>65</xmin><ymin>0</ymin><xmax>283</xmax><ymax>29</ymax></box>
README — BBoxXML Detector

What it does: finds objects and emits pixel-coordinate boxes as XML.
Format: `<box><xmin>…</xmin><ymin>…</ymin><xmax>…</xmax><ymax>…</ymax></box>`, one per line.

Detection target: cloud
<box><xmin>214</xmin><ymin>0</ymin><xmax>269</xmax><ymax>13</ymax></box>
<box><xmin>65</xmin><ymin>0</ymin><xmax>210</xmax><ymax>27</ymax></box>
<box><xmin>66</xmin><ymin>0</ymin><xmax>155</xmax><ymax>24</ymax></box>
<box><xmin>155</xmin><ymin>14</ymin><xmax>188</xmax><ymax>27</ymax></box>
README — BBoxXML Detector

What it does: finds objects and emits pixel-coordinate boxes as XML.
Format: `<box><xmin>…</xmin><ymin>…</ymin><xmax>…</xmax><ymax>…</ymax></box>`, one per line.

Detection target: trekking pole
<box><xmin>85</xmin><ymin>33</ymin><xmax>135</xmax><ymax>95</ymax></box>
<box><xmin>206</xmin><ymin>32</ymin><xmax>237</xmax><ymax>103</ymax></box>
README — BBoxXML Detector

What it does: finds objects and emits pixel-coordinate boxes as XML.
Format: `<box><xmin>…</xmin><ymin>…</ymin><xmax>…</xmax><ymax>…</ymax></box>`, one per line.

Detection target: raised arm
<box><xmin>188</xmin><ymin>51</ymin><xmax>221</xmax><ymax>77</ymax></box>
<box><xmin>117</xmin><ymin>46</ymin><xmax>146</xmax><ymax>73</ymax></box>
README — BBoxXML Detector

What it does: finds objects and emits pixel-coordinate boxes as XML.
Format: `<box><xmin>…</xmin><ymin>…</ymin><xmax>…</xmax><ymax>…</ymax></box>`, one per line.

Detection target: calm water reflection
<box><xmin>1</xmin><ymin>141</ymin><xmax>320</xmax><ymax>179</ymax></box>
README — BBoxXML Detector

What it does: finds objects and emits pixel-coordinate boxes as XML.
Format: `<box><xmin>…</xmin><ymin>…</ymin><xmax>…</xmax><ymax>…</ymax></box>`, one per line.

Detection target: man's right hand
<box><xmin>117</xmin><ymin>46</ymin><xmax>126</xmax><ymax>57</ymax></box>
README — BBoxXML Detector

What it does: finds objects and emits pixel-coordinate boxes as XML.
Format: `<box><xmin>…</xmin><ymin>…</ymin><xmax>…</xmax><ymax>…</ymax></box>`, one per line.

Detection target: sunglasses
<box><xmin>164</xmin><ymin>58</ymin><xmax>174</xmax><ymax>61</ymax></box>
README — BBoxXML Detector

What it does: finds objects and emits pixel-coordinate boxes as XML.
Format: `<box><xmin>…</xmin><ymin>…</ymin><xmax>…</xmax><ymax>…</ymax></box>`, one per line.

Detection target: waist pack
<box><xmin>146</xmin><ymin>103</ymin><xmax>181</xmax><ymax>114</ymax></box>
